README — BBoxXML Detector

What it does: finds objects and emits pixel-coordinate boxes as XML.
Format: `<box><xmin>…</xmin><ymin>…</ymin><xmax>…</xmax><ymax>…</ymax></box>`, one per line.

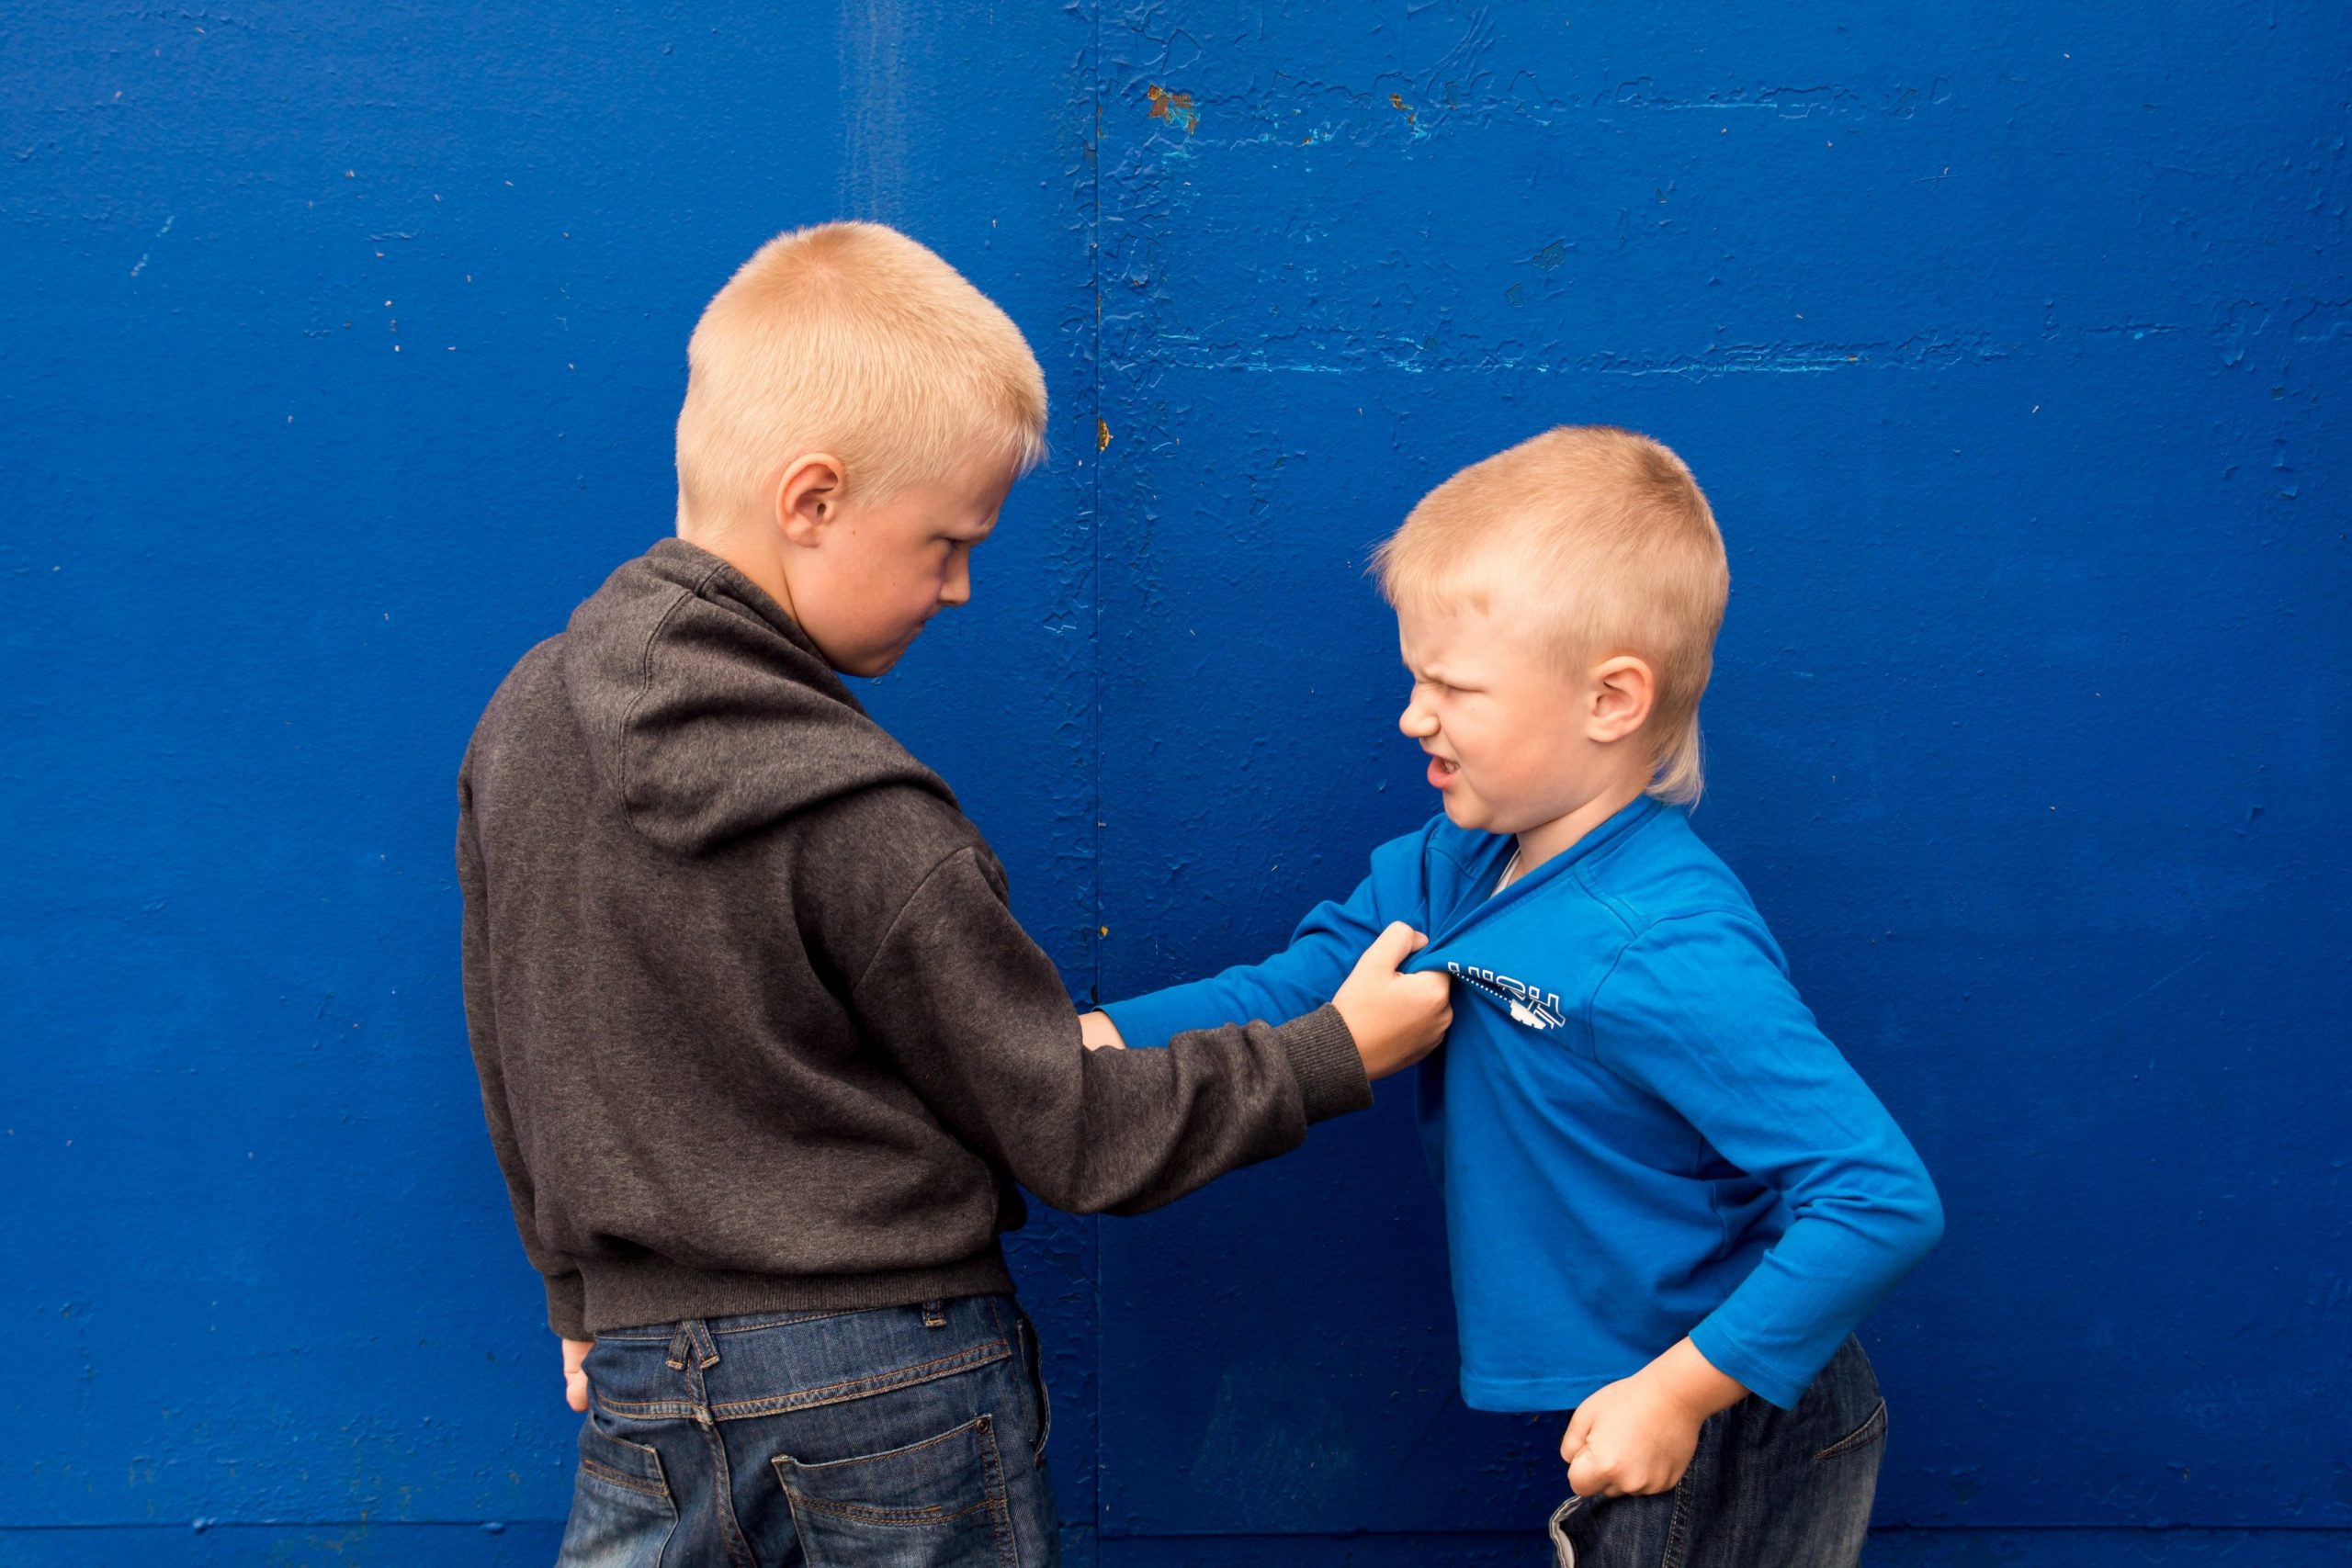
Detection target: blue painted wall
<box><xmin>4</xmin><ymin>3</ymin><xmax>2344</xmax><ymax>1564</ymax></box>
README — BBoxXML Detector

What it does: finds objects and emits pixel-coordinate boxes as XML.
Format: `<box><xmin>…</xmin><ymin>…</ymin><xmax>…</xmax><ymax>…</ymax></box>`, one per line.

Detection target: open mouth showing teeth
<box><xmin>1430</xmin><ymin>757</ymin><xmax>1459</xmax><ymax>775</ymax></box>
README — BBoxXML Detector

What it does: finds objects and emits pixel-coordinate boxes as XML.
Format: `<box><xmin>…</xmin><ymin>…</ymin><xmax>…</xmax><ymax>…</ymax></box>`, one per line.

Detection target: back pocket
<box><xmin>559</xmin><ymin>1415</ymin><xmax>677</xmax><ymax>1568</ymax></box>
<box><xmin>774</xmin><ymin>1414</ymin><xmax>1013</xmax><ymax>1567</ymax></box>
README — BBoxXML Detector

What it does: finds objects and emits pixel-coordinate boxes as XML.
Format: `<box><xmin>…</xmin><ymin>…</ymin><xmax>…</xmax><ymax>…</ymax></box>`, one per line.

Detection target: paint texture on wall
<box><xmin>3</xmin><ymin>1</ymin><xmax>2345</xmax><ymax>1563</ymax></box>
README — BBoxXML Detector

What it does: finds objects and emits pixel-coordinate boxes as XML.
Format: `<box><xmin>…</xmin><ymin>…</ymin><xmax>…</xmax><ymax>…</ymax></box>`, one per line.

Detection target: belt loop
<box><xmin>922</xmin><ymin>1299</ymin><xmax>947</xmax><ymax>1329</ymax></box>
<box><xmin>685</xmin><ymin>1318</ymin><xmax>719</xmax><ymax>1369</ymax></box>
<box><xmin>664</xmin><ymin>1323</ymin><xmax>693</xmax><ymax>1371</ymax></box>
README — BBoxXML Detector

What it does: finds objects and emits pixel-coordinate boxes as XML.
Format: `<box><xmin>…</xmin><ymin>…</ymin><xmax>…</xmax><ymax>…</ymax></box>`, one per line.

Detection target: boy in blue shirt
<box><xmin>1081</xmin><ymin>426</ymin><xmax>1943</xmax><ymax>1565</ymax></box>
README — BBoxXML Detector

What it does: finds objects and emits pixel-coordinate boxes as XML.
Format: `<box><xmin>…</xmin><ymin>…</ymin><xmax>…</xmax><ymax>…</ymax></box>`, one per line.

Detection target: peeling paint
<box><xmin>1146</xmin><ymin>84</ymin><xmax>1197</xmax><ymax>133</ymax></box>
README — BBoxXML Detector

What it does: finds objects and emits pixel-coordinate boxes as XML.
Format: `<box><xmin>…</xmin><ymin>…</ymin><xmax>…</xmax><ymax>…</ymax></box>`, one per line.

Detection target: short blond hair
<box><xmin>1373</xmin><ymin>425</ymin><xmax>1730</xmax><ymax>804</ymax></box>
<box><xmin>674</xmin><ymin>221</ymin><xmax>1047</xmax><ymax>528</ymax></box>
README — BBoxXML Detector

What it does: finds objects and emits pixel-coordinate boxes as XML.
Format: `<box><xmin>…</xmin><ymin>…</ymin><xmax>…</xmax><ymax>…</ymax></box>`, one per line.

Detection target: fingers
<box><xmin>1364</xmin><ymin>920</ymin><xmax>1429</xmax><ymax>969</ymax></box>
<box><xmin>561</xmin><ymin>1336</ymin><xmax>594</xmax><ymax>1414</ymax></box>
<box><xmin>1566</xmin><ymin>1448</ymin><xmax>1608</xmax><ymax>1499</ymax></box>
<box><xmin>1562</xmin><ymin>1408</ymin><xmax>1594</xmax><ymax>1461</ymax></box>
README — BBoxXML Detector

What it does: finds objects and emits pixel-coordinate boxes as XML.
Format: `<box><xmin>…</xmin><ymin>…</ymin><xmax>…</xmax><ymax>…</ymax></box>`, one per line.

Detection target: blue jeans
<box><xmin>1547</xmin><ymin>1337</ymin><xmax>1886</xmax><ymax>1568</ymax></box>
<box><xmin>556</xmin><ymin>1294</ymin><xmax>1058</xmax><ymax>1568</ymax></box>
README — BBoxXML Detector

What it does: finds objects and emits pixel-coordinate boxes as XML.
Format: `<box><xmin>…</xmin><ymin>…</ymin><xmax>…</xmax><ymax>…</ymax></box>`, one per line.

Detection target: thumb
<box><xmin>1366</xmin><ymin>921</ymin><xmax>1429</xmax><ymax>969</ymax></box>
<box><xmin>1562</xmin><ymin>1406</ymin><xmax>1595</xmax><ymax>1462</ymax></box>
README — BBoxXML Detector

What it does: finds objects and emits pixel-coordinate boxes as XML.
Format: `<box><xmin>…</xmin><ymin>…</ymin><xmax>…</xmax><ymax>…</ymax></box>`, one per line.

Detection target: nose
<box><xmin>1398</xmin><ymin>683</ymin><xmax>1437</xmax><ymax>739</ymax></box>
<box><xmin>939</xmin><ymin>552</ymin><xmax>972</xmax><ymax>608</ymax></box>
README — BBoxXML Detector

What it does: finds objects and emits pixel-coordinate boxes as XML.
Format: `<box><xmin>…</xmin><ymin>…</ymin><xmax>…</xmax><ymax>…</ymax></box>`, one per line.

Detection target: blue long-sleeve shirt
<box><xmin>1103</xmin><ymin>797</ymin><xmax>1942</xmax><ymax>1411</ymax></box>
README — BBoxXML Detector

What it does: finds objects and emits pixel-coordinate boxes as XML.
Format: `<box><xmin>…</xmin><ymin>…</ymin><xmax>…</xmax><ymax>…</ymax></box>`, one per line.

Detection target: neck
<box><xmin>1514</xmin><ymin>776</ymin><xmax>1650</xmax><ymax>878</ymax></box>
<box><xmin>680</xmin><ymin>512</ymin><xmax>798</xmax><ymax>624</ymax></box>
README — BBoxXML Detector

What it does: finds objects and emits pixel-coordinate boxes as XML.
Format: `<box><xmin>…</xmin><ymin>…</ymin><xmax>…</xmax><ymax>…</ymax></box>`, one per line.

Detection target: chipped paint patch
<box><xmin>1098</xmin><ymin>418</ymin><xmax>1113</xmax><ymax>451</ymax></box>
<box><xmin>1146</xmin><ymin>85</ymin><xmax>1197</xmax><ymax>133</ymax></box>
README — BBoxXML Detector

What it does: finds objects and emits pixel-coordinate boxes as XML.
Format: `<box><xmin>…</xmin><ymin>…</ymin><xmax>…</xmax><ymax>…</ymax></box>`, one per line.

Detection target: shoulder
<box><xmin>794</xmin><ymin>784</ymin><xmax>995</xmax><ymax>897</ymax></box>
<box><xmin>1578</xmin><ymin>806</ymin><xmax>1769</xmax><ymax>938</ymax></box>
<box><xmin>460</xmin><ymin>635</ymin><xmax>570</xmax><ymax>790</ymax></box>
<box><xmin>1586</xmin><ymin>906</ymin><xmax>1794</xmax><ymax>1053</ymax></box>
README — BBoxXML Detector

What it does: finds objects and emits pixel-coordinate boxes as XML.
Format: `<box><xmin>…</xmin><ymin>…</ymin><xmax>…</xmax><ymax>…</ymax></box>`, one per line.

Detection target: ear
<box><xmin>1587</xmin><ymin>655</ymin><xmax>1656</xmax><ymax>744</ymax></box>
<box><xmin>773</xmin><ymin>454</ymin><xmax>845</xmax><ymax>547</ymax></box>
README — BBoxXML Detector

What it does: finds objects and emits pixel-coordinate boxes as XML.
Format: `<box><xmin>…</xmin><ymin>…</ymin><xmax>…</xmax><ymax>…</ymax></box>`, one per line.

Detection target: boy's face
<box><xmin>1394</xmin><ymin>591</ymin><xmax>1623</xmax><ymax>843</ymax></box>
<box><xmin>786</xmin><ymin>457</ymin><xmax>1018</xmax><ymax>677</ymax></box>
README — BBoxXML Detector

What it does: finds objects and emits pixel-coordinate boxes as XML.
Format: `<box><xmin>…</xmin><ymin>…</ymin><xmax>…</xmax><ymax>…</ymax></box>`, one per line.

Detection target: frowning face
<box><xmin>1395</xmin><ymin>590</ymin><xmax>1644</xmax><ymax>864</ymax></box>
<box><xmin>786</xmin><ymin>457</ymin><xmax>1018</xmax><ymax>677</ymax></box>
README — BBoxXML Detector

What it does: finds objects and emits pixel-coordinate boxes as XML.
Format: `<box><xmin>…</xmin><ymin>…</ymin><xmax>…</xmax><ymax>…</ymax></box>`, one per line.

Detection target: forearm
<box><xmin>1643</xmin><ymin>1337</ymin><xmax>1747</xmax><ymax>1421</ymax></box>
<box><xmin>1689</xmin><ymin>1184</ymin><xmax>1941</xmax><ymax>1408</ymax></box>
<box><xmin>1102</xmin><ymin>961</ymin><xmax>1340</xmax><ymax>1050</ymax></box>
<box><xmin>857</xmin><ymin>851</ymin><xmax>1371</xmax><ymax>1213</ymax></box>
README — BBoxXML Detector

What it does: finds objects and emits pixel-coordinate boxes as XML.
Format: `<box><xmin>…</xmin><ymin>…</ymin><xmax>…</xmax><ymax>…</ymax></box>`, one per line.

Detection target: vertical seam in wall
<box><xmin>1086</xmin><ymin>0</ymin><xmax>1105</xmax><ymax>1554</ymax></box>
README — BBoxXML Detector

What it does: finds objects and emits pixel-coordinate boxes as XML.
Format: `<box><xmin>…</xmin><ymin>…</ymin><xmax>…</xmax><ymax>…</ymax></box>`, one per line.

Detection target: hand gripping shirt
<box><xmin>1103</xmin><ymin>797</ymin><xmax>1943</xmax><ymax>1411</ymax></box>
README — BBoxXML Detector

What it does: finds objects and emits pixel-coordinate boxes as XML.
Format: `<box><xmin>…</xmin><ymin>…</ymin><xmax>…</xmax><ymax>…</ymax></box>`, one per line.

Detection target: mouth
<box><xmin>1425</xmin><ymin>752</ymin><xmax>1461</xmax><ymax>790</ymax></box>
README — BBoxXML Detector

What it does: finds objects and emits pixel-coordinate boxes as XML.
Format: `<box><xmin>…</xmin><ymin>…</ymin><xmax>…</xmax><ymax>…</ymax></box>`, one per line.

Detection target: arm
<box><xmin>458</xmin><ymin>780</ymin><xmax>593</xmax><ymax>1409</ymax></box>
<box><xmin>1592</xmin><ymin>915</ymin><xmax>1945</xmax><ymax>1410</ymax></box>
<box><xmin>1097</xmin><ymin>826</ymin><xmax>1430</xmax><ymax>1048</ymax></box>
<box><xmin>848</xmin><ymin>846</ymin><xmax>1445</xmax><ymax>1216</ymax></box>
<box><xmin>1558</xmin><ymin>914</ymin><xmax>1940</xmax><ymax>1495</ymax></box>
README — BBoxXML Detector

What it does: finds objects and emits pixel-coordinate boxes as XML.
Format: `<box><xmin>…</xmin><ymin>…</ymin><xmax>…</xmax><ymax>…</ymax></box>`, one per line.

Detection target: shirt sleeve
<box><xmin>1588</xmin><ymin>913</ymin><xmax>1944</xmax><ymax>1408</ymax></box>
<box><xmin>845</xmin><ymin>847</ymin><xmax>1372</xmax><ymax>1217</ymax></box>
<box><xmin>457</xmin><ymin>778</ymin><xmax>587</xmax><ymax>1340</ymax></box>
<box><xmin>1100</xmin><ymin>826</ymin><xmax>1430</xmax><ymax>1048</ymax></box>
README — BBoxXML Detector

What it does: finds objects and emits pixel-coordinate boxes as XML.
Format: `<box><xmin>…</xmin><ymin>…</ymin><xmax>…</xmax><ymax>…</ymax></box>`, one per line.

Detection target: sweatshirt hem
<box><xmin>1460</xmin><ymin>1370</ymin><xmax>1623</xmax><ymax>1414</ymax></box>
<box><xmin>577</xmin><ymin>1247</ymin><xmax>1017</xmax><ymax>1337</ymax></box>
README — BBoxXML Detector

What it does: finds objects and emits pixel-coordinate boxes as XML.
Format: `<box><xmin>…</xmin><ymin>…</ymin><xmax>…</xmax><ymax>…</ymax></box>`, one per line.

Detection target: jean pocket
<box><xmin>1545</xmin><ymin>1492</ymin><xmax>1588</xmax><ymax>1568</ymax></box>
<box><xmin>1815</xmin><ymin>1397</ymin><xmax>1888</xmax><ymax>1461</ymax></box>
<box><xmin>557</xmin><ymin>1416</ymin><xmax>677</xmax><ymax>1568</ymax></box>
<box><xmin>774</xmin><ymin>1414</ymin><xmax>1013</xmax><ymax>1567</ymax></box>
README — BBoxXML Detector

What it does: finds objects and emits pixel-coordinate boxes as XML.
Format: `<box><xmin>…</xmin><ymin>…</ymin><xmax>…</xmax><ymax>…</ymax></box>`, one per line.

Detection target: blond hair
<box><xmin>674</xmin><ymin>221</ymin><xmax>1047</xmax><ymax>530</ymax></box>
<box><xmin>1373</xmin><ymin>425</ymin><xmax>1729</xmax><ymax>804</ymax></box>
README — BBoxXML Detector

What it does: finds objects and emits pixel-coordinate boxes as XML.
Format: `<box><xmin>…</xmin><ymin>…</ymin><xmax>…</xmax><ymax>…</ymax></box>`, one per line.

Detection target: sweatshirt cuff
<box><xmin>545</xmin><ymin>1270</ymin><xmax>588</xmax><ymax>1340</ymax></box>
<box><xmin>1688</xmin><ymin>1315</ymin><xmax>1810</xmax><ymax>1412</ymax></box>
<box><xmin>1274</xmin><ymin>1004</ymin><xmax>1372</xmax><ymax>1123</ymax></box>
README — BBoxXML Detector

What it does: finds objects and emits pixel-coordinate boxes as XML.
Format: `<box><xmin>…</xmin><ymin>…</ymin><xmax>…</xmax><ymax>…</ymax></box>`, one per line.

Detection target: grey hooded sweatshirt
<box><xmin>458</xmin><ymin>539</ymin><xmax>1370</xmax><ymax>1338</ymax></box>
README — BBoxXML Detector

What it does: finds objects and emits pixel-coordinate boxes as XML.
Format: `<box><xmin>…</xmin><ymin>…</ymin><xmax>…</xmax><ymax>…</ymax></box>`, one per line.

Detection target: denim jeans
<box><xmin>555</xmin><ymin>1294</ymin><xmax>1057</xmax><ymax>1568</ymax></box>
<box><xmin>1547</xmin><ymin>1337</ymin><xmax>1886</xmax><ymax>1568</ymax></box>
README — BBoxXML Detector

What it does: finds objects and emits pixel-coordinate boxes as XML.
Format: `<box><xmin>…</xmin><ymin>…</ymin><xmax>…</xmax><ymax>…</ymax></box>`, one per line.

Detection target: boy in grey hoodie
<box><xmin>458</xmin><ymin>221</ymin><xmax>1451</xmax><ymax>1566</ymax></box>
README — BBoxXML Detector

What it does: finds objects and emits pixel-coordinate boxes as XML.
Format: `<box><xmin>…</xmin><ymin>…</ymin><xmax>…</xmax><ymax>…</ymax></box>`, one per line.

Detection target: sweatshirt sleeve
<box><xmin>456</xmin><ymin>781</ymin><xmax>587</xmax><ymax>1339</ymax></box>
<box><xmin>1099</xmin><ymin>826</ymin><xmax>1430</xmax><ymax>1048</ymax></box>
<box><xmin>1588</xmin><ymin>914</ymin><xmax>1944</xmax><ymax>1409</ymax></box>
<box><xmin>846</xmin><ymin>847</ymin><xmax>1372</xmax><ymax>1216</ymax></box>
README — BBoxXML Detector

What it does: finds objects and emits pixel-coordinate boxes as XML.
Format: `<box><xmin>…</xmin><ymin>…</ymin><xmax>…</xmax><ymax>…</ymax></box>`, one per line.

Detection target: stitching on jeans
<box><xmin>582</xmin><ymin>1455</ymin><xmax>668</xmax><ymax>1498</ymax></box>
<box><xmin>593</xmin><ymin>1393</ymin><xmax>705</xmax><ymax>1420</ymax></box>
<box><xmin>786</xmin><ymin>1491</ymin><xmax>994</xmax><ymax>1525</ymax></box>
<box><xmin>589</xmin><ymin>1340</ymin><xmax>1008</xmax><ymax>1418</ymax></box>
<box><xmin>1815</xmin><ymin>1398</ymin><xmax>1887</xmax><ymax>1461</ymax></box>
<box><xmin>978</xmin><ymin>1415</ymin><xmax>1017</xmax><ymax>1568</ymax></box>
<box><xmin>708</xmin><ymin>1307</ymin><xmax>863</xmax><ymax>1335</ymax></box>
<box><xmin>1660</xmin><ymin>1446</ymin><xmax>1700</xmax><ymax>1568</ymax></box>
<box><xmin>769</xmin><ymin>1415</ymin><xmax>1011</xmax><ymax>1533</ymax></box>
<box><xmin>781</xmin><ymin>1414</ymin><xmax>991</xmax><ymax>1473</ymax></box>
<box><xmin>710</xmin><ymin>1341</ymin><xmax>1011</xmax><ymax>1421</ymax></box>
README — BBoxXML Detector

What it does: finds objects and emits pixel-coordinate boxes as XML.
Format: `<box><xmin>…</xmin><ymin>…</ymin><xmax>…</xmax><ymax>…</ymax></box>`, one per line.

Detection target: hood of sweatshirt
<box><xmin>560</xmin><ymin>538</ymin><xmax>954</xmax><ymax>854</ymax></box>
